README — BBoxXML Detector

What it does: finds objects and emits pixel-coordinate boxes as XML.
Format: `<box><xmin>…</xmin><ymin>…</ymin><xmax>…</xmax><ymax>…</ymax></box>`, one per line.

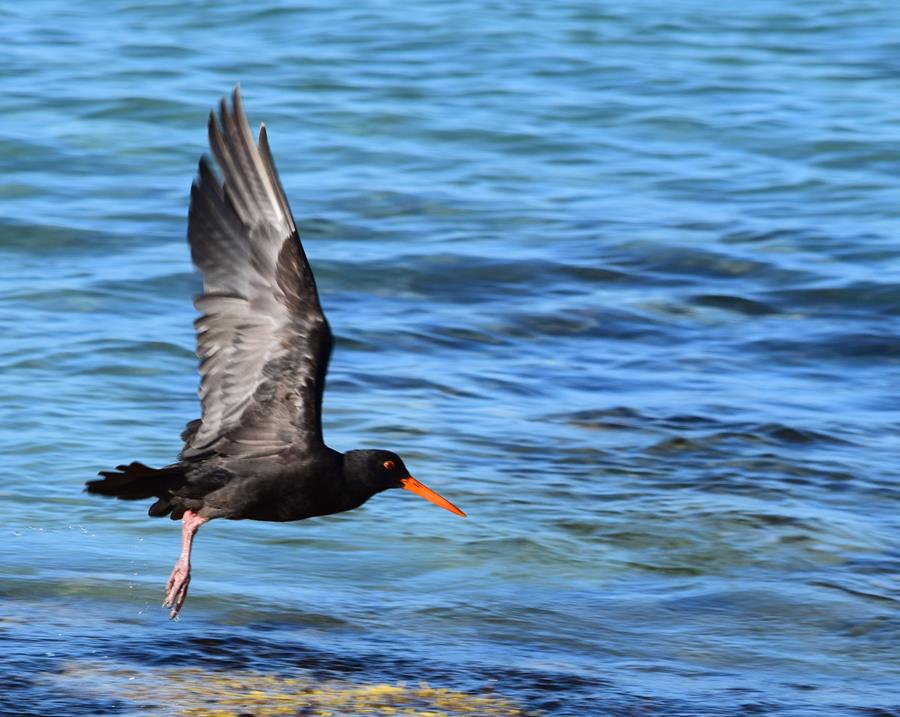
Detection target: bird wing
<box><xmin>181</xmin><ymin>87</ymin><xmax>332</xmax><ymax>460</ymax></box>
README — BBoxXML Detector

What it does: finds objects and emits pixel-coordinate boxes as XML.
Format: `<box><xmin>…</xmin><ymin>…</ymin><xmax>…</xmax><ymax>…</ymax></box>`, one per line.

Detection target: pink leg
<box><xmin>163</xmin><ymin>510</ymin><xmax>207</xmax><ymax>620</ymax></box>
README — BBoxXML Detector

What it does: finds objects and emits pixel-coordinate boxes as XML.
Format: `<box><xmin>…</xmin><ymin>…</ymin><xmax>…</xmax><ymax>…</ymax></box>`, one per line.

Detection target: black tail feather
<box><xmin>86</xmin><ymin>462</ymin><xmax>185</xmax><ymax>517</ymax></box>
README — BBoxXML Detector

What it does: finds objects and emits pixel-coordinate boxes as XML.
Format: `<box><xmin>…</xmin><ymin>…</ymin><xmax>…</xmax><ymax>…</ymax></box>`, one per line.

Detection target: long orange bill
<box><xmin>400</xmin><ymin>477</ymin><xmax>467</xmax><ymax>517</ymax></box>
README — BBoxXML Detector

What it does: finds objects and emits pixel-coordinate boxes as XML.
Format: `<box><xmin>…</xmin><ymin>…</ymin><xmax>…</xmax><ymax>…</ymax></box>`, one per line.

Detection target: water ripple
<box><xmin>2</xmin><ymin>1</ymin><xmax>900</xmax><ymax>715</ymax></box>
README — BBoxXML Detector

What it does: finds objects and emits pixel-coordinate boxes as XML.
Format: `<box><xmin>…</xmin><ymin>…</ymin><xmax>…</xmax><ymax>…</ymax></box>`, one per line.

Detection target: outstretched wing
<box><xmin>181</xmin><ymin>87</ymin><xmax>332</xmax><ymax>460</ymax></box>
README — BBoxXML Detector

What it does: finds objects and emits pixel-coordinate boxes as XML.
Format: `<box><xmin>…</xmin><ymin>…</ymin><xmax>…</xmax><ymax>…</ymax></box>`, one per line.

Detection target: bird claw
<box><xmin>163</xmin><ymin>559</ymin><xmax>191</xmax><ymax>619</ymax></box>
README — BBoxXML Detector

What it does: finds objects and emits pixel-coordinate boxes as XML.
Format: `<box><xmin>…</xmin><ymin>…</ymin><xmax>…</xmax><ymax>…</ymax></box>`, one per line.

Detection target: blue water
<box><xmin>2</xmin><ymin>2</ymin><xmax>900</xmax><ymax>715</ymax></box>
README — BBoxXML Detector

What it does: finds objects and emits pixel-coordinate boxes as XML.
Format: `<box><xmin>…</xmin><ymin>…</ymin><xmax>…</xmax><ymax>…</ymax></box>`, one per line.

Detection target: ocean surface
<box><xmin>2</xmin><ymin>2</ymin><xmax>900</xmax><ymax>715</ymax></box>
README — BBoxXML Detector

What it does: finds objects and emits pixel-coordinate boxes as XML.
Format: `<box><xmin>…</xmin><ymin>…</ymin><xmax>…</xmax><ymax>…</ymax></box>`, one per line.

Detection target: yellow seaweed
<box><xmin>52</xmin><ymin>661</ymin><xmax>526</xmax><ymax>717</ymax></box>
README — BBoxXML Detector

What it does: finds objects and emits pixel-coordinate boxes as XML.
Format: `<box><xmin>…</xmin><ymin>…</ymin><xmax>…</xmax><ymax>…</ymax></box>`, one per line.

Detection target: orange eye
<box><xmin>383</xmin><ymin>460</ymin><xmax>396</xmax><ymax>471</ymax></box>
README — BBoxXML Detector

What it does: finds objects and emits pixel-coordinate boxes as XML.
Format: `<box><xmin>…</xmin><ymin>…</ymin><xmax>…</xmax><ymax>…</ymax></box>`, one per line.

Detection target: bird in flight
<box><xmin>87</xmin><ymin>87</ymin><xmax>466</xmax><ymax>619</ymax></box>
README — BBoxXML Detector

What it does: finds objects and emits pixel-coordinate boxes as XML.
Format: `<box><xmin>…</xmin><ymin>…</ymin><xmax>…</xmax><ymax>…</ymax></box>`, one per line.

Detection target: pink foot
<box><xmin>163</xmin><ymin>559</ymin><xmax>191</xmax><ymax>619</ymax></box>
<box><xmin>162</xmin><ymin>510</ymin><xmax>207</xmax><ymax>620</ymax></box>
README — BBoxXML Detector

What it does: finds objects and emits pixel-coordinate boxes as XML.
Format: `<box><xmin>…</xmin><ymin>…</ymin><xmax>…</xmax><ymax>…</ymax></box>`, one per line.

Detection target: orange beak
<box><xmin>400</xmin><ymin>477</ymin><xmax>467</xmax><ymax>517</ymax></box>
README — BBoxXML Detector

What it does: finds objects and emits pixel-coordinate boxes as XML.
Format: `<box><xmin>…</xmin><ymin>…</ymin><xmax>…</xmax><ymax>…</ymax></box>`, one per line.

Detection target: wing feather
<box><xmin>181</xmin><ymin>87</ymin><xmax>332</xmax><ymax>460</ymax></box>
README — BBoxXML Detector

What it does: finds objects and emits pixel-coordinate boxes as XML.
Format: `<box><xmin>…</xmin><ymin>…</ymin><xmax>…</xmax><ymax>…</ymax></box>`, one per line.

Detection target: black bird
<box><xmin>86</xmin><ymin>88</ymin><xmax>466</xmax><ymax>619</ymax></box>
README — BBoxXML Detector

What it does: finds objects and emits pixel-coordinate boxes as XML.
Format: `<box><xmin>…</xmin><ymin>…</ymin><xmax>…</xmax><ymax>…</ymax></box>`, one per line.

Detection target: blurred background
<box><xmin>2</xmin><ymin>2</ymin><xmax>899</xmax><ymax>715</ymax></box>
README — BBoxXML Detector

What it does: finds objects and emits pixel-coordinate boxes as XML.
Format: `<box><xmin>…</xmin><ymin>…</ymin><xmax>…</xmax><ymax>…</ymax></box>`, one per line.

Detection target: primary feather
<box><xmin>183</xmin><ymin>87</ymin><xmax>333</xmax><ymax>460</ymax></box>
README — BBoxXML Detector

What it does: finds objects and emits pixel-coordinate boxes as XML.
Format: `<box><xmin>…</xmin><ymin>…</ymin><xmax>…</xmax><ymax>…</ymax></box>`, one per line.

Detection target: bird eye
<box><xmin>383</xmin><ymin>460</ymin><xmax>396</xmax><ymax>471</ymax></box>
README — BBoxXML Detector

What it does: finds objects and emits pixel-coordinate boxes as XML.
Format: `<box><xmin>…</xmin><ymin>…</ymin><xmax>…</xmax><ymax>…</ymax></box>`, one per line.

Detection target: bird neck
<box><xmin>337</xmin><ymin>452</ymin><xmax>381</xmax><ymax>512</ymax></box>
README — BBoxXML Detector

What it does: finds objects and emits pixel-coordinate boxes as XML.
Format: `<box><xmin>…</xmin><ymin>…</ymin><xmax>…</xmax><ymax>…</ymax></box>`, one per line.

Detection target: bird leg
<box><xmin>163</xmin><ymin>510</ymin><xmax>207</xmax><ymax>620</ymax></box>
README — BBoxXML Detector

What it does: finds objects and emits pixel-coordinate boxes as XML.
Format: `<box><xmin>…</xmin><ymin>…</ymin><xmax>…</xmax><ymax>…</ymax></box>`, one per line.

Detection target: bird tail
<box><xmin>86</xmin><ymin>461</ymin><xmax>185</xmax><ymax>517</ymax></box>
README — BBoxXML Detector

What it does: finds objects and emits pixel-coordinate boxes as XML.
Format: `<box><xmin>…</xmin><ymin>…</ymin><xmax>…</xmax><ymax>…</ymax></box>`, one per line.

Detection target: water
<box><xmin>2</xmin><ymin>2</ymin><xmax>899</xmax><ymax>715</ymax></box>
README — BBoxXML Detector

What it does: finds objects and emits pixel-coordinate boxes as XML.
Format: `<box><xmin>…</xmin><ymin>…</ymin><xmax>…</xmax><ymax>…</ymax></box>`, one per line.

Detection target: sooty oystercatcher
<box><xmin>86</xmin><ymin>87</ymin><xmax>466</xmax><ymax>619</ymax></box>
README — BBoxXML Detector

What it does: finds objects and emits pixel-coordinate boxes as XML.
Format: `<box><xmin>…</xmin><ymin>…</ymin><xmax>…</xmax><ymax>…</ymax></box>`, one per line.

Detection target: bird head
<box><xmin>345</xmin><ymin>449</ymin><xmax>466</xmax><ymax>517</ymax></box>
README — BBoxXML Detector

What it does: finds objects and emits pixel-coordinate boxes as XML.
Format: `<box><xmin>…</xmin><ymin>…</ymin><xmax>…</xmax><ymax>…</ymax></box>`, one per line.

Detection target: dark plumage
<box><xmin>86</xmin><ymin>87</ymin><xmax>465</xmax><ymax>619</ymax></box>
